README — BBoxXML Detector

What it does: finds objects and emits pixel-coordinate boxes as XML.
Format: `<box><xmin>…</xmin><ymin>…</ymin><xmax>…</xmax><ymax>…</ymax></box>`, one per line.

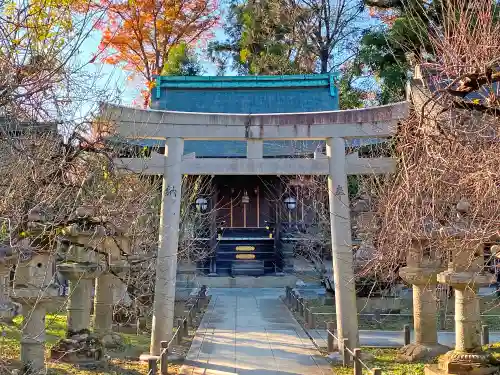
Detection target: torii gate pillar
<box><xmin>150</xmin><ymin>137</ymin><xmax>184</xmax><ymax>355</ymax></box>
<box><xmin>326</xmin><ymin>137</ymin><xmax>359</xmax><ymax>350</ymax></box>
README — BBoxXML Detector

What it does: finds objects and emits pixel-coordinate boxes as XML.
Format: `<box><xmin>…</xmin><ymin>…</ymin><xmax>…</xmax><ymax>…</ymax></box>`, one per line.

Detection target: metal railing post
<box><xmin>482</xmin><ymin>325</ymin><xmax>489</xmax><ymax>346</ymax></box>
<box><xmin>295</xmin><ymin>292</ymin><xmax>299</xmax><ymax>311</ymax></box>
<box><xmin>176</xmin><ymin>318</ymin><xmax>183</xmax><ymax>344</ymax></box>
<box><xmin>160</xmin><ymin>341</ymin><xmax>168</xmax><ymax>375</ymax></box>
<box><xmin>304</xmin><ymin>302</ymin><xmax>309</xmax><ymax>322</ymax></box>
<box><xmin>200</xmin><ymin>285</ymin><xmax>208</xmax><ymax>308</ymax></box>
<box><xmin>353</xmin><ymin>348</ymin><xmax>362</xmax><ymax>375</ymax></box>
<box><xmin>327</xmin><ymin>322</ymin><xmax>335</xmax><ymax>353</ymax></box>
<box><xmin>186</xmin><ymin>309</ymin><xmax>193</xmax><ymax>327</ymax></box>
<box><xmin>403</xmin><ymin>324</ymin><xmax>411</xmax><ymax>346</ymax></box>
<box><xmin>183</xmin><ymin>318</ymin><xmax>189</xmax><ymax>337</ymax></box>
<box><xmin>342</xmin><ymin>338</ymin><xmax>350</xmax><ymax>367</ymax></box>
<box><xmin>148</xmin><ymin>358</ymin><xmax>157</xmax><ymax>375</ymax></box>
<box><xmin>308</xmin><ymin>310</ymin><xmax>316</xmax><ymax>329</ymax></box>
<box><xmin>439</xmin><ymin>309</ymin><xmax>446</xmax><ymax>330</ymax></box>
<box><xmin>298</xmin><ymin>297</ymin><xmax>304</xmax><ymax>317</ymax></box>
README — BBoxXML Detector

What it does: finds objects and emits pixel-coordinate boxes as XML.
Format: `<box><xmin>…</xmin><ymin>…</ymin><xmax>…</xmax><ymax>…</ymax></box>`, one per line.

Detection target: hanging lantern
<box><xmin>195</xmin><ymin>197</ymin><xmax>208</xmax><ymax>212</ymax></box>
<box><xmin>284</xmin><ymin>196</ymin><xmax>297</xmax><ymax>210</ymax></box>
<box><xmin>242</xmin><ymin>190</ymin><xmax>250</xmax><ymax>204</ymax></box>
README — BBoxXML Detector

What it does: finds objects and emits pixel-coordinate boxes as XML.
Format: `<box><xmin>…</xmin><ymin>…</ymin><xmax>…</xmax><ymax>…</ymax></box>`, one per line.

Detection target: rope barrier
<box><xmin>286</xmin><ymin>288</ymin><xmax>385</xmax><ymax>375</ymax></box>
<box><xmin>325</xmin><ymin>329</ymin><xmax>382</xmax><ymax>375</ymax></box>
<box><xmin>148</xmin><ymin>288</ymin><xmax>208</xmax><ymax>375</ymax></box>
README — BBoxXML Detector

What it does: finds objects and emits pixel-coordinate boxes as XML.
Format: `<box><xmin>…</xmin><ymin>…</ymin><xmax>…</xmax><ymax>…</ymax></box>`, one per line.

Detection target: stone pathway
<box><xmin>180</xmin><ymin>288</ymin><xmax>332</xmax><ymax>375</ymax></box>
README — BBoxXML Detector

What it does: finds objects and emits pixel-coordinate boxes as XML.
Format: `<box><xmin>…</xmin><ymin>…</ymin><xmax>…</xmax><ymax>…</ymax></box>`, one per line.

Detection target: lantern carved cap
<box><xmin>0</xmin><ymin>245</ymin><xmax>17</xmax><ymax>265</ymax></box>
<box><xmin>407</xmin><ymin>237</ymin><xmax>445</xmax><ymax>269</ymax></box>
<box><xmin>456</xmin><ymin>198</ymin><xmax>470</xmax><ymax>214</ymax></box>
<box><xmin>14</xmin><ymin>251</ymin><xmax>55</xmax><ymax>289</ymax></box>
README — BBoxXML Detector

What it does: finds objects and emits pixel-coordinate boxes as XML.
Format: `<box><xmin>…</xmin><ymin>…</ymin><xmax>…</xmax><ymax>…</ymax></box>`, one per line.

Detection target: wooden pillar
<box><xmin>209</xmin><ymin>180</ymin><xmax>218</xmax><ymax>275</ymax></box>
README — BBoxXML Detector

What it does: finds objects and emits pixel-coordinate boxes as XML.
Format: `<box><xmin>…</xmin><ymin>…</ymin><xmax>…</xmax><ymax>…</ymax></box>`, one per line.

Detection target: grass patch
<box><xmin>46</xmin><ymin>359</ymin><xmax>149</xmax><ymax>375</ymax></box>
<box><xmin>0</xmin><ymin>314</ymin><xmax>163</xmax><ymax>374</ymax></box>
<box><xmin>327</xmin><ymin>348</ymin><xmax>428</xmax><ymax>375</ymax></box>
<box><xmin>324</xmin><ymin>341</ymin><xmax>500</xmax><ymax>375</ymax></box>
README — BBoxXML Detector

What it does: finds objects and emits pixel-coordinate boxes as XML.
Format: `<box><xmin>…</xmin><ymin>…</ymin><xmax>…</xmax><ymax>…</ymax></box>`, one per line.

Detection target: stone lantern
<box><xmin>426</xmin><ymin>242</ymin><xmax>497</xmax><ymax>375</ymax></box>
<box><xmin>398</xmin><ymin>236</ymin><xmax>448</xmax><ymax>362</ymax></box>
<box><xmin>55</xmin><ymin>211</ymin><xmax>131</xmax><ymax>352</ymax></box>
<box><xmin>351</xmin><ymin>191</ymin><xmax>374</xmax><ymax>257</ymax></box>
<box><xmin>425</xmin><ymin>200</ymin><xmax>498</xmax><ymax>375</ymax></box>
<box><xmin>353</xmin><ymin>211</ymin><xmax>376</xmax><ymax>264</ymax></box>
<box><xmin>50</xmin><ymin>216</ymin><xmax>107</xmax><ymax>365</ymax></box>
<box><xmin>93</xmin><ymin>236</ymin><xmax>130</xmax><ymax>348</ymax></box>
<box><xmin>0</xmin><ymin>246</ymin><xmax>17</xmax><ymax>321</ymax></box>
<box><xmin>12</xmin><ymin>246</ymin><xmax>60</xmax><ymax>374</ymax></box>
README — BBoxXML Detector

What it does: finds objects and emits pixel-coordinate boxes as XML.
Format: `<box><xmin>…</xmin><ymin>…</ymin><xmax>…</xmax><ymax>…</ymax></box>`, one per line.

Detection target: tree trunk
<box><xmin>320</xmin><ymin>47</ymin><xmax>329</xmax><ymax>74</ymax></box>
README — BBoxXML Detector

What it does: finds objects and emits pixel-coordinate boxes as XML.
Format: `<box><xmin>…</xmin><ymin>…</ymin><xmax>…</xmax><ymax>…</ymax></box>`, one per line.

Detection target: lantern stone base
<box><xmin>0</xmin><ymin>302</ymin><xmax>18</xmax><ymax>322</ymax></box>
<box><xmin>139</xmin><ymin>352</ymin><xmax>184</xmax><ymax>363</ymax></box>
<box><xmin>99</xmin><ymin>332</ymin><xmax>125</xmax><ymax>348</ymax></box>
<box><xmin>12</xmin><ymin>287</ymin><xmax>60</xmax><ymax>374</ymax></box>
<box><xmin>424</xmin><ymin>351</ymin><xmax>498</xmax><ymax>375</ymax></box>
<box><xmin>398</xmin><ymin>343</ymin><xmax>449</xmax><ymax>362</ymax></box>
<box><xmin>50</xmin><ymin>330</ymin><xmax>105</xmax><ymax>367</ymax></box>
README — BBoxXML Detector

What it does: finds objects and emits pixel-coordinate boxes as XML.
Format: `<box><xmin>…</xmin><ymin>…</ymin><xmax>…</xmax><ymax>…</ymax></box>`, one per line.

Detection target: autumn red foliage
<box><xmin>368</xmin><ymin>7</ymin><xmax>397</xmax><ymax>26</ymax></box>
<box><xmin>88</xmin><ymin>0</ymin><xmax>219</xmax><ymax>106</ymax></box>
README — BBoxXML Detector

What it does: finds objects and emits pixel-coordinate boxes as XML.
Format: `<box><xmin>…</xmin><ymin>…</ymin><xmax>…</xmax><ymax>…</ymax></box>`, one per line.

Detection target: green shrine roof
<box><xmin>154</xmin><ymin>73</ymin><xmax>337</xmax><ymax>97</ymax></box>
<box><xmin>151</xmin><ymin>73</ymin><xmax>339</xmax><ymax>114</ymax></box>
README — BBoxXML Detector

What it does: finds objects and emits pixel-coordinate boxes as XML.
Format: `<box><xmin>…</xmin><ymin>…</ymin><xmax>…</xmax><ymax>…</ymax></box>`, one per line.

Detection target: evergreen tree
<box><xmin>209</xmin><ymin>0</ymin><xmax>369</xmax><ymax>108</ymax></box>
<box><xmin>359</xmin><ymin>0</ymin><xmax>500</xmax><ymax>103</ymax></box>
<box><xmin>209</xmin><ymin>0</ymin><xmax>315</xmax><ymax>75</ymax></box>
<box><xmin>162</xmin><ymin>43</ymin><xmax>203</xmax><ymax>77</ymax></box>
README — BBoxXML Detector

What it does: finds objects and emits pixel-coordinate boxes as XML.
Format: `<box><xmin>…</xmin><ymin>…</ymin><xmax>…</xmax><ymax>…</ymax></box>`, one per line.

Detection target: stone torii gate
<box><xmin>102</xmin><ymin>101</ymin><xmax>408</xmax><ymax>356</ymax></box>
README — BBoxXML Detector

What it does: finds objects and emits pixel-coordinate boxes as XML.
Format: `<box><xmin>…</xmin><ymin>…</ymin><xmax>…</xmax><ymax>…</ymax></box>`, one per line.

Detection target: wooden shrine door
<box><xmin>216</xmin><ymin>176</ymin><xmax>270</xmax><ymax>228</ymax></box>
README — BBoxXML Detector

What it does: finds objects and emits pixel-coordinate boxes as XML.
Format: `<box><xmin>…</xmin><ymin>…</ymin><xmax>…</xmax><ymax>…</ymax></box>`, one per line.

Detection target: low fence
<box><xmin>326</xmin><ymin>326</ymin><xmax>381</xmax><ymax>375</ymax></box>
<box><xmin>283</xmin><ymin>287</ymin><xmax>413</xmax><ymax>332</ymax></box>
<box><xmin>284</xmin><ymin>286</ymin><xmax>498</xmax><ymax>334</ymax></box>
<box><xmin>147</xmin><ymin>289</ymin><xmax>208</xmax><ymax>375</ymax></box>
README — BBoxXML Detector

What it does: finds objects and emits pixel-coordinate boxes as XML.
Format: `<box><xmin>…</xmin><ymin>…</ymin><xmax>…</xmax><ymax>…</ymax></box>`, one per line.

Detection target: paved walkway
<box><xmin>180</xmin><ymin>288</ymin><xmax>332</xmax><ymax>375</ymax></box>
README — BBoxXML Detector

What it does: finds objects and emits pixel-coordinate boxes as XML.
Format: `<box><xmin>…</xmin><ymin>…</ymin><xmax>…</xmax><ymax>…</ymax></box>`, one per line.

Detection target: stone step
<box><xmin>231</xmin><ymin>260</ymin><xmax>265</xmax><ymax>276</ymax></box>
<box><xmin>182</xmin><ymin>275</ymin><xmax>298</xmax><ymax>288</ymax></box>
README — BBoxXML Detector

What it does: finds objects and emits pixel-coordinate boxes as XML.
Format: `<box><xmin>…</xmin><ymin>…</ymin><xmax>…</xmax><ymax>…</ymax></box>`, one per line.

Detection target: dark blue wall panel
<box><xmin>151</xmin><ymin>87</ymin><xmax>338</xmax><ymax>113</ymax></box>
